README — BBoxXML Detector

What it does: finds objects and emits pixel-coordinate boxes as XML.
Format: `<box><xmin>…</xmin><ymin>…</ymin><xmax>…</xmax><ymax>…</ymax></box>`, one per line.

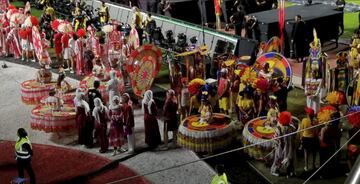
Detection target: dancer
<box><xmin>39</xmin><ymin>31</ymin><xmax>51</xmax><ymax>68</ymax></box>
<box><xmin>106</xmin><ymin>70</ymin><xmax>120</xmax><ymax>105</ymax></box>
<box><xmin>35</xmin><ymin>65</ymin><xmax>52</xmax><ymax>84</ymax></box>
<box><xmin>122</xmin><ymin>93</ymin><xmax>135</xmax><ymax>154</ymax></box>
<box><xmin>15</xmin><ymin>128</ymin><xmax>36</xmax><ymax>184</ymax></box>
<box><xmin>93</xmin><ymin>98</ymin><xmax>109</xmax><ymax>153</ymax></box>
<box><xmin>142</xmin><ymin>90</ymin><xmax>161</xmax><ymax>148</ymax></box>
<box><xmin>53</xmin><ymin>30</ymin><xmax>63</xmax><ymax>64</ymax></box>
<box><xmin>75</xmin><ymin>31</ymin><xmax>85</xmax><ymax>75</ymax></box>
<box><xmin>61</xmin><ymin>33</ymin><xmax>71</xmax><ymax>72</ymax></box>
<box><xmin>218</xmin><ymin>68</ymin><xmax>230</xmax><ymax>115</ymax></box>
<box><xmin>271</xmin><ymin>111</ymin><xmax>296</xmax><ymax>177</ymax></box>
<box><xmin>162</xmin><ymin>89</ymin><xmax>178</xmax><ymax>150</ymax></box>
<box><xmin>299</xmin><ymin>107</ymin><xmax>319</xmax><ymax>171</ymax></box>
<box><xmin>237</xmin><ymin>87</ymin><xmax>255</xmax><ymax>125</ymax></box>
<box><xmin>108</xmin><ymin>96</ymin><xmax>125</xmax><ymax>156</ymax></box>
<box><xmin>99</xmin><ymin>1</ymin><xmax>110</xmax><ymax>25</ymax></box>
<box><xmin>74</xmin><ymin>89</ymin><xmax>91</xmax><ymax>146</ymax></box>
<box><xmin>180</xmin><ymin>79</ymin><xmax>190</xmax><ymax>121</ymax></box>
<box><xmin>6</xmin><ymin>22</ymin><xmax>21</xmax><ymax>59</ymax></box>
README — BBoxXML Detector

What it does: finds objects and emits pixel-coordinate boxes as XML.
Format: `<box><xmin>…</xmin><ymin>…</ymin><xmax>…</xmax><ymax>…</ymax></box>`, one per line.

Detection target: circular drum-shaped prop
<box><xmin>20</xmin><ymin>79</ymin><xmax>57</xmax><ymax>105</ymax></box>
<box><xmin>256</xmin><ymin>52</ymin><xmax>292</xmax><ymax>87</ymax></box>
<box><xmin>178</xmin><ymin>113</ymin><xmax>235</xmax><ymax>153</ymax></box>
<box><xmin>242</xmin><ymin>116</ymin><xmax>299</xmax><ymax>159</ymax></box>
<box><xmin>128</xmin><ymin>44</ymin><xmax>162</xmax><ymax>97</ymax></box>
<box><xmin>30</xmin><ymin>103</ymin><xmax>76</xmax><ymax>133</ymax></box>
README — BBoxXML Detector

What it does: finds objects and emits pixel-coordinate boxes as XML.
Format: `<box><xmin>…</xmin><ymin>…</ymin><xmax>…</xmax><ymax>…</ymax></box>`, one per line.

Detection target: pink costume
<box><xmin>108</xmin><ymin>29</ymin><xmax>122</xmax><ymax>64</ymax></box>
<box><xmin>86</xmin><ymin>26</ymin><xmax>100</xmax><ymax>55</ymax></box>
<box><xmin>40</xmin><ymin>33</ymin><xmax>52</xmax><ymax>65</ymax></box>
<box><xmin>6</xmin><ymin>26</ymin><xmax>21</xmax><ymax>59</ymax></box>
<box><xmin>75</xmin><ymin>38</ymin><xmax>85</xmax><ymax>75</ymax></box>
<box><xmin>100</xmin><ymin>43</ymin><xmax>110</xmax><ymax>68</ymax></box>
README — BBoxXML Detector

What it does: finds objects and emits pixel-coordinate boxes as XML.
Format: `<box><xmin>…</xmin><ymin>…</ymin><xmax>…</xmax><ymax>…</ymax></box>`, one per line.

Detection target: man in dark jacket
<box><xmin>291</xmin><ymin>15</ymin><xmax>307</xmax><ymax>63</ymax></box>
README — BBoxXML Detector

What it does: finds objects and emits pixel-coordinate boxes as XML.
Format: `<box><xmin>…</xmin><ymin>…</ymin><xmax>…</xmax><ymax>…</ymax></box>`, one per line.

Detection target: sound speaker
<box><xmin>214</xmin><ymin>40</ymin><xmax>235</xmax><ymax>55</ymax></box>
<box><xmin>235</xmin><ymin>38</ymin><xmax>259</xmax><ymax>64</ymax></box>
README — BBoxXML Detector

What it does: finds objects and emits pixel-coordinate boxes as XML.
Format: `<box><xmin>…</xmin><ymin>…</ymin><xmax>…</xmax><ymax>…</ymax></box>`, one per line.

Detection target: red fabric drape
<box><xmin>278</xmin><ymin>0</ymin><xmax>285</xmax><ymax>52</ymax></box>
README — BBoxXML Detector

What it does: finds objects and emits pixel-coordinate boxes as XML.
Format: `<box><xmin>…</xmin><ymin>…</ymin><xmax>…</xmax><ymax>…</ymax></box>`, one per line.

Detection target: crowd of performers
<box><xmin>2</xmin><ymin>0</ymin><xmax>360</xmax><ymax>180</ymax></box>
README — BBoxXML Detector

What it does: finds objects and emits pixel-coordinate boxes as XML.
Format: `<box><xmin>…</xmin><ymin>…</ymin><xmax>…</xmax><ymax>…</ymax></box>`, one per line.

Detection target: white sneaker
<box><xmin>21</xmin><ymin>58</ymin><xmax>25</xmax><ymax>61</ymax></box>
<box><xmin>31</xmin><ymin>59</ymin><xmax>36</xmax><ymax>62</ymax></box>
<box><xmin>64</xmin><ymin>68</ymin><xmax>70</xmax><ymax>71</ymax></box>
<box><xmin>271</xmin><ymin>172</ymin><xmax>279</xmax><ymax>177</ymax></box>
<box><xmin>70</xmin><ymin>69</ymin><xmax>74</xmax><ymax>74</ymax></box>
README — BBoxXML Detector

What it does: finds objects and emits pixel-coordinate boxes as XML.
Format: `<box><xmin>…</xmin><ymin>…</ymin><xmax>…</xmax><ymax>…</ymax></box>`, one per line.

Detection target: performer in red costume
<box><xmin>75</xmin><ymin>31</ymin><xmax>85</xmax><ymax>75</ymax></box>
<box><xmin>6</xmin><ymin>22</ymin><xmax>22</xmax><ymax>59</ymax></box>
<box><xmin>0</xmin><ymin>15</ymin><xmax>9</xmax><ymax>56</ymax></box>
<box><xmin>86</xmin><ymin>26</ymin><xmax>100</xmax><ymax>55</ymax></box>
<box><xmin>53</xmin><ymin>30</ymin><xmax>63</xmax><ymax>64</ymax></box>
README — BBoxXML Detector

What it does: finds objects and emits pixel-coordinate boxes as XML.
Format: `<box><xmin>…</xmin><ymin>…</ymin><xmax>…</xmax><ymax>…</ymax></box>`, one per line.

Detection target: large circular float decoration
<box><xmin>178</xmin><ymin>113</ymin><xmax>235</xmax><ymax>153</ymax></box>
<box><xmin>242</xmin><ymin>116</ymin><xmax>300</xmax><ymax>159</ymax></box>
<box><xmin>127</xmin><ymin>44</ymin><xmax>162</xmax><ymax>97</ymax></box>
<box><xmin>20</xmin><ymin>79</ymin><xmax>57</xmax><ymax>105</ymax></box>
<box><xmin>255</xmin><ymin>52</ymin><xmax>292</xmax><ymax>87</ymax></box>
<box><xmin>30</xmin><ymin>103</ymin><xmax>76</xmax><ymax>132</ymax></box>
<box><xmin>80</xmin><ymin>69</ymin><xmax>124</xmax><ymax>102</ymax></box>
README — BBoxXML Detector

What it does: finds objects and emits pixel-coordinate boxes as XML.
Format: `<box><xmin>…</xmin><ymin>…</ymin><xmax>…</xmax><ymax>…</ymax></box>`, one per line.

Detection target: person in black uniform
<box><xmin>230</xmin><ymin>5</ymin><xmax>245</xmax><ymax>36</ymax></box>
<box><xmin>291</xmin><ymin>15</ymin><xmax>307</xmax><ymax>63</ymax></box>
<box><xmin>15</xmin><ymin>128</ymin><xmax>36</xmax><ymax>184</ymax></box>
<box><xmin>86</xmin><ymin>80</ymin><xmax>102</xmax><ymax>147</ymax></box>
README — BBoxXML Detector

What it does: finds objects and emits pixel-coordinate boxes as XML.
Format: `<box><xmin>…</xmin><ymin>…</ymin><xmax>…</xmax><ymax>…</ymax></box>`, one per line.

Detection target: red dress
<box><xmin>108</xmin><ymin>107</ymin><xmax>124</xmax><ymax>147</ymax></box>
<box><xmin>123</xmin><ymin>103</ymin><xmax>135</xmax><ymax>135</ymax></box>
<box><xmin>95</xmin><ymin>109</ymin><xmax>109</xmax><ymax>152</ymax></box>
<box><xmin>54</xmin><ymin>32</ymin><xmax>63</xmax><ymax>55</ymax></box>
<box><xmin>144</xmin><ymin>103</ymin><xmax>161</xmax><ymax>148</ymax></box>
<box><xmin>76</xmin><ymin>106</ymin><xmax>87</xmax><ymax>145</ymax></box>
<box><xmin>163</xmin><ymin>100</ymin><xmax>178</xmax><ymax>131</ymax></box>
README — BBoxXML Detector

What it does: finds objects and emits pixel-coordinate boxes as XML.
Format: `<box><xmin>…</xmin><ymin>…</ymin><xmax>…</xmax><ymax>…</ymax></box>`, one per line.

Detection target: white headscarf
<box><xmin>92</xmin><ymin>98</ymin><xmax>108</xmax><ymax>122</ymax></box>
<box><xmin>73</xmin><ymin>88</ymin><xmax>90</xmax><ymax>113</ymax></box>
<box><xmin>106</xmin><ymin>70</ymin><xmax>119</xmax><ymax>91</ymax></box>
<box><xmin>142</xmin><ymin>90</ymin><xmax>154</xmax><ymax>115</ymax></box>
<box><xmin>109</xmin><ymin>95</ymin><xmax>121</xmax><ymax>110</ymax></box>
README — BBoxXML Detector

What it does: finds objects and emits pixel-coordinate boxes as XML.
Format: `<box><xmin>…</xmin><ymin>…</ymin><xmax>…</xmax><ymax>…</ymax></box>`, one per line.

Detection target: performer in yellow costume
<box><xmin>99</xmin><ymin>1</ymin><xmax>109</xmax><ymax>25</ymax></box>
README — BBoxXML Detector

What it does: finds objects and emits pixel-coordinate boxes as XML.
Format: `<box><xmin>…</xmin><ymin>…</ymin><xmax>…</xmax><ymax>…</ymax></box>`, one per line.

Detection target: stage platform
<box><xmin>91</xmin><ymin>0</ymin><xmax>242</xmax><ymax>57</ymax></box>
<box><xmin>250</xmin><ymin>3</ymin><xmax>343</xmax><ymax>56</ymax></box>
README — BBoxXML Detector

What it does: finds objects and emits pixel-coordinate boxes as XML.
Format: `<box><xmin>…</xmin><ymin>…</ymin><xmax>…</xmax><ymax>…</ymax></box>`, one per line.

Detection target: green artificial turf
<box><xmin>343</xmin><ymin>12</ymin><xmax>359</xmax><ymax>39</ymax></box>
<box><xmin>11</xmin><ymin>1</ymin><xmax>43</xmax><ymax>18</ymax></box>
<box><xmin>287</xmin><ymin>87</ymin><xmax>306</xmax><ymax>120</ymax></box>
<box><xmin>347</xmin><ymin>0</ymin><xmax>360</xmax><ymax>5</ymax></box>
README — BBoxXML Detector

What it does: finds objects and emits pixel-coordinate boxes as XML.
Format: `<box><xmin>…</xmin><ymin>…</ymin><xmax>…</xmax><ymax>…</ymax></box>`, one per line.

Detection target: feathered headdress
<box><xmin>325</xmin><ymin>91</ymin><xmax>346</xmax><ymax>105</ymax></box>
<box><xmin>253</xmin><ymin>78</ymin><xmax>269</xmax><ymax>92</ymax></box>
<box><xmin>317</xmin><ymin>105</ymin><xmax>337</xmax><ymax>124</ymax></box>
<box><xmin>304</xmin><ymin>107</ymin><xmax>315</xmax><ymax>117</ymax></box>
<box><xmin>188</xmin><ymin>78</ymin><xmax>206</xmax><ymax>95</ymax></box>
<box><xmin>347</xmin><ymin>106</ymin><xmax>360</xmax><ymax>128</ymax></box>
<box><xmin>77</xmin><ymin>28</ymin><xmax>86</xmax><ymax>37</ymax></box>
<box><xmin>240</xmin><ymin>67</ymin><xmax>257</xmax><ymax>84</ymax></box>
<box><xmin>279</xmin><ymin>111</ymin><xmax>292</xmax><ymax>126</ymax></box>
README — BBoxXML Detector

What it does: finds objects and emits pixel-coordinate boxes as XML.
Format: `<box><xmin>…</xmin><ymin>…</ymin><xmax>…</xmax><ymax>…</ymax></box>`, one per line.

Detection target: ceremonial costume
<box><xmin>142</xmin><ymin>90</ymin><xmax>161</xmax><ymax>148</ymax></box>
<box><xmin>106</xmin><ymin>70</ymin><xmax>121</xmax><ymax>105</ymax></box>
<box><xmin>108</xmin><ymin>96</ymin><xmax>124</xmax><ymax>152</ymax></box>
<box><xmin>218</xmin><ymin>75</ymin><xmax>230</xmax><ymax>113</ymax></box>
<box><xmin>73</xmin><ymin>91</ymin><xmax>92</xmax><ymax>146</ymax></box>
<box><xmin>122</xmin><ymin>93</ymin><xmax>135</xmax><ymax>153</ymax></box>
<box><xmin>271</xmin><ymin>112</ymin><xmax>296</xmax><ymax>177</ymax></box>
<box><xmin>6</xmin><ymin>25</ymin><xmax>21</xmax><ymax>59</ymax></box>
<box><xmin>305</xmin><ymin>77</ymin><xmax>322</xmax><ymax>113</ymax></box>
<box><xmin>53</xmin><ymin>32</ymin><xmax>63</xmax><ymax>56</ymax></box>
<box><xmin>99</xmin><ymin>4</ymin><xmax>110</xmax><ymax>25</ymax></box>
<box><xmin>75</xmin><ymin>37</ymin><xmax>85</xmax><ymax>75</ymax></box>
<box><xmin>93</xmin><ymin>98</ymin><xmax>109</xmax><ymax>153</ymax></box>
<box><xmin>40</xmin><ymin>33</ymin><xmax>51</xmax><ymax>66</ymax></box>
<box><xmin>61</xmin><ymin>33</ymin><xmax>71</xmax><ymax>60</ymax></box>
